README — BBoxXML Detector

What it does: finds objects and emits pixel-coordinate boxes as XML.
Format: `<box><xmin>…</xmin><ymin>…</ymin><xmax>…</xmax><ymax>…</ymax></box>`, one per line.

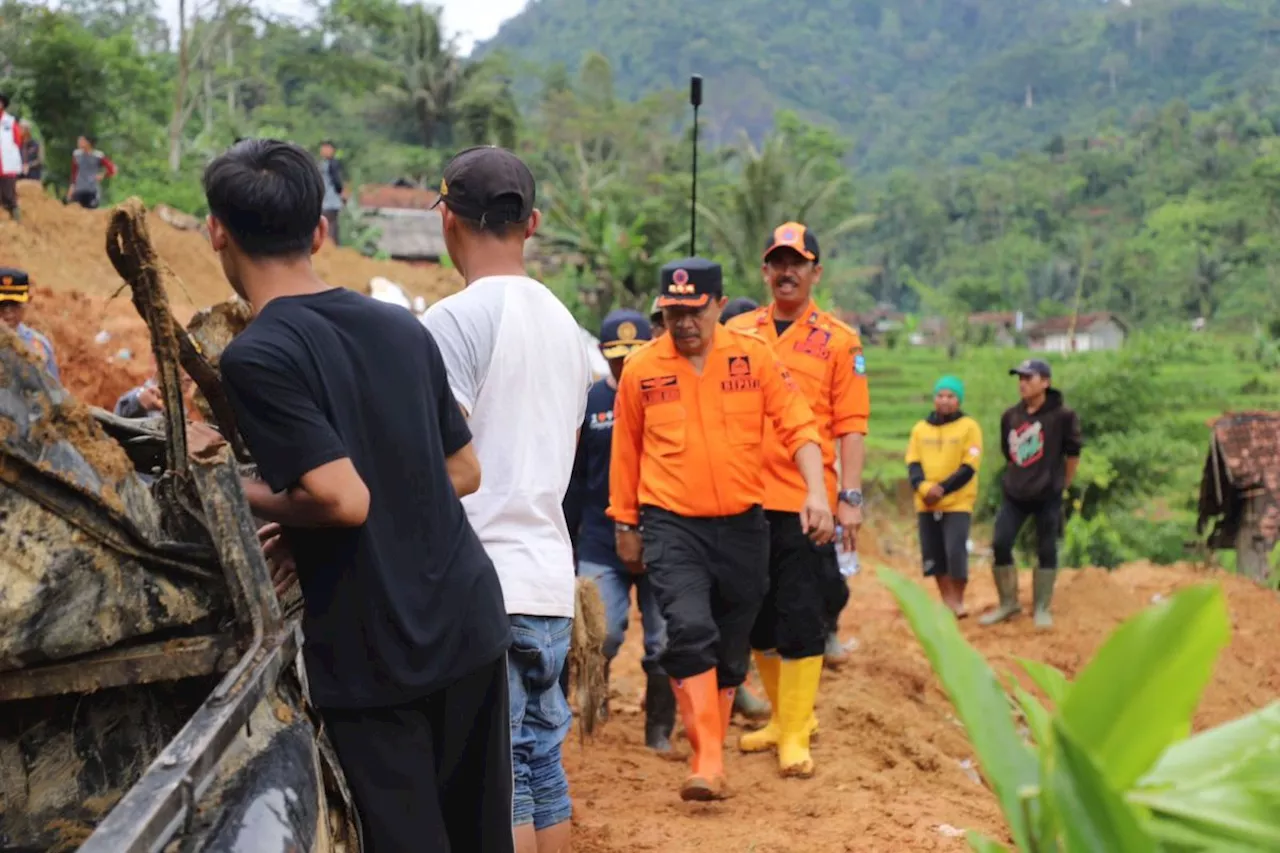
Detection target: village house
<box><xmin>1198</xmin><ymin>412</ymin><xmax>1280</xmax><ymax>582</ymax></box>
<box><xmin>356</xmin><ymin>184</ymin><xmax>447</xmax><ymax>264</ymax></box>
<box><xmin>966</xmin><ymin>311</ymin><xmax>1024</xmax><ymax>347</ymax></box>
<box><xmin>1027</xmin><ymin>312</ymin><xmax>1128</xmax><ymax>353</ymax></box>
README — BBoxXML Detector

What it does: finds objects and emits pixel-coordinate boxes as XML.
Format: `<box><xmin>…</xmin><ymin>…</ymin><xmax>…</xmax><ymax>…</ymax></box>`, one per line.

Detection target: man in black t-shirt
<box><xmin>201</xmin><ymin>139</ymin><xmax>513</xmax><ymax>853</ymax></box>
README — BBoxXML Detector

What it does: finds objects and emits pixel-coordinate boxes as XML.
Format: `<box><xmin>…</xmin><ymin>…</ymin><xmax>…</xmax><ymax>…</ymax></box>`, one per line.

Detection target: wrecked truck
<box><xmin>0</xmin><ymin>201</ymin><xmax>361</xmax><ymax>853</ymax></box>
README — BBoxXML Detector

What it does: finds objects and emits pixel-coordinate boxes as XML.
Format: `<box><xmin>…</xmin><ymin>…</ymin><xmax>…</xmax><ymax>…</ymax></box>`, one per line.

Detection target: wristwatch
<box><xmin>838</xmin><ymin>489</ymin><xmax>864</xmax><ymax>508</ymax></box>
<box><xmin>615</xmin><ymin>522</ymin><xmax>637</xmax><ymax>533</ymax></box>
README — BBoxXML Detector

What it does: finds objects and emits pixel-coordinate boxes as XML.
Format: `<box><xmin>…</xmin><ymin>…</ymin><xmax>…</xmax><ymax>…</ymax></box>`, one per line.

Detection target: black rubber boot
<box><xmin>644</xmin><ymin>671</ymin><xmax>676</xmax><ymax>753</ymax></box>
<box><xmin>600</xmin><ymin>659</ymin><xmax>611</xmax><ymax>722</ymax></box>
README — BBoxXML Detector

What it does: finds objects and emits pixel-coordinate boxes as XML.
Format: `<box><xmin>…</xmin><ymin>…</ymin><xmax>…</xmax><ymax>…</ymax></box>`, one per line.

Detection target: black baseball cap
<box><xmin>433</xmin><ymin>146</ymin><xmax>535</xmax><ymax>225</ymax></box>
<box><xmin>1010</xmin><ymin>358</ymin><xmax>1052</xmax><ymax>379</ymax></box>
<box><xmin>599</xmin><ymin>309</ymin><xmax>652</xmax><ymax>358</ymax></box>
<box><xmin>656</xmin><ymin>257</ymin><xmax>723</xmax><ymax>309</ymax></box>
<box><xmin>0</xmin><ymin>268</ymin><xmax>30</xmax><ymax>304</ymax></box>
<box><xmin>720</xmin><ymin>297</ymin><xmax>759</xmax><ymax>324</ymax></box>
<box><xmin>763</xmin><ymin>221</ymin><xmax>820</xmax><ymax>262</ymax></box>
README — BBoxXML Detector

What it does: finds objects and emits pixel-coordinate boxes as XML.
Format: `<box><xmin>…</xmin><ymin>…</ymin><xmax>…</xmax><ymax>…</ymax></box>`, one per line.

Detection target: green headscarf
<box><xmin>934</xmin><ymin>375</ymin><xmax>965</xmax><ymax>404</ymax></box>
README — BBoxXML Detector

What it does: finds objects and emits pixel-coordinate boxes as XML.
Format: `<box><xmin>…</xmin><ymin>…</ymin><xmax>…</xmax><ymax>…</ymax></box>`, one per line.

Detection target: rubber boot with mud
<box><xmin>823</xmin><ymin>631</ymin><xmax>849</xmax><ymax>669</ymax></box>
<box><xmin>776</xmin><ymin>656</ymin><xmax>824</xmax><ymax>778</ymax></box>
<box><xmin>644</xmin><ymin>671</ymin><xmax>676</xmax><ymax>753</ymax></box>
<box><xmin>979</xmin><ymin>565</ymin><xmax>1021</xmax><ymax>626</ymax></box>
<box><xmin>600</xmin><ymin>659</ymin><xmax>611</xmax><ymax>722</ymax></box>
<box><xmin>671</xmin><ymin>671</ymin><xmax>729</xmax><ymax>801</ymax></box>
<box><xmin>1033</xmin><ymin>569</ymin><xmax>1057</xmax><ymax>629</ymax></box>
<box><xmin>719</xmin><ymin>687</ymin><xmax>736</xmax><ymax>742</ymax></box>
<box><xmin>732</xmin><ymin>681</ymin><xmax>771</xmax><ymax>722</ymax></box>
<box><xmin>739</xmin><ymin>651</ymin><xmax>818</xmax><ymax>753</ymax></box>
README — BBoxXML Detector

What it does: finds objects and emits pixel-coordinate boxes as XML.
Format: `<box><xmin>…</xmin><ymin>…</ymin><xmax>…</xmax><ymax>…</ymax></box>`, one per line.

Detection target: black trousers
<box><xmin>0</xmin><ymin>177</ymin><xmax>16</xmax><ymax>213</ymax></box>
<box><xmin>750</xmin><ymin>510</ymin><xmax>832</xmax><ymax>659</ymax></box>
<box><xmin>324</xmin><ymin>209</ymin><xmax>341</xmax><ymax>245</ymax></box>
<box><xmin>641</xmin><ymin>505</ymin><xmax>769</xmax><ymax>687</ymax></box>
<box><xmin>918</xmin><ymin>511</ymin><xmax>972</xmax><ymax>581</ymax></box>
<box><xmin>993</xmin><ymin>494</ymin><xmax>1062</xmax><ymax>570</ymax></box>
<box><xmin>321</xmin><ymin>655</ymin><xmax>514</xmax><ymax>853</ymax></box>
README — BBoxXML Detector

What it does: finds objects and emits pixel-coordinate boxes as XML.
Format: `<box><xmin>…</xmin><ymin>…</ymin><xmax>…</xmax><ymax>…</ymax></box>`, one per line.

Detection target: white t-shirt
<box><xmin>423</xmin><ymin>276</ymin><xmax>591</xmax><ymax>618</ymax></box>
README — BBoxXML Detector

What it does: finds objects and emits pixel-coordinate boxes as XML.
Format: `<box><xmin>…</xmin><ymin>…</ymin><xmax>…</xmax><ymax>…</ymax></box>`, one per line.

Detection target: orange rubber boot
<box><xmin>671</xmin><ymin>671</ymin><xmax>729</xmax><ymax>801</ymax></box>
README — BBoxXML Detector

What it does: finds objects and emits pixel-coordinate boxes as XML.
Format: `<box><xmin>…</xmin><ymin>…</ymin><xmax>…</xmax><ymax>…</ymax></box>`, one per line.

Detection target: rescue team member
<box><xmin>905</xmin><ymin>375</ymin><xmax>983</xmax><ymax>618</ymax></box>
<box><xmin>983</xmin><ymin>359</ymin><xmax>1083</xmax><ymax>629</ymax></box>
<box><xmin>423</xmin><ymin>146</ymin><xmax>590</xmax><ymax>853</ymax></box>
<box><xmin>608</xmin><ymin>257</ymin><xmax>835</xmax><ymax>801</ymax></box>
<box><xmin>0</xmin><ymin>268</ymin><xmax>61</xmax><ymax>381</ymax></box>
<box><xmin>726</xmin><ymin>222</ymin><xmax>868</xmax><ymax>778</ymax></box>
<box><xmin>203</xmin><ymin>140</ymin><xmax>513</xmax><ymax>853</ymax></box>
<box><xmin>563</xmin><ymin>308</ymin><xmax>677</xmax><ymax>753</ymax></box>
<box><xmin>0</xmin><ymin>94</ymin><xmax>23</xmax><ymax>221</ymax></box>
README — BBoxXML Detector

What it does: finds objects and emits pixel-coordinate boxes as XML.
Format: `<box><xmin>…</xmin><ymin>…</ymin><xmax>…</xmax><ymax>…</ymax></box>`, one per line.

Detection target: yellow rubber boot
<box><xmin>777</xmin><ymin>656</ymin><xmax>824</xmax><ymax>778</ymax></box>
<box><xmin>739</xmin><ymin>652</ymin><xmax>818</xmax><ymax>753</ymax></box>
<box><xmin>738</xmin><ymin>651</ymin><xmax>780</xmax><ymax>752</ymax></box>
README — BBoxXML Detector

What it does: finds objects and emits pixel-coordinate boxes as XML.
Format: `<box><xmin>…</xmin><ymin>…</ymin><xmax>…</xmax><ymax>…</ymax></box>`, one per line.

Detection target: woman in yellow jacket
<box><xmin>905</xmin><ymin>376</ymin><xmax>983</xmax><ymax>617</ymax></box>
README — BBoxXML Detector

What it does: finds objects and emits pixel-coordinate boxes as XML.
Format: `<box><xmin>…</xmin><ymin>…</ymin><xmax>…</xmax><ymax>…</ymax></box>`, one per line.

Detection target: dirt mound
<box><xmin>568</xmin><ymin>550</ymin><xmax>1280</xmax><ymax>852</ymax></box>
<box><xmin>1</xmin><ymin>181</ymin><xmax>460</xmax><ymax>323</ymax></box>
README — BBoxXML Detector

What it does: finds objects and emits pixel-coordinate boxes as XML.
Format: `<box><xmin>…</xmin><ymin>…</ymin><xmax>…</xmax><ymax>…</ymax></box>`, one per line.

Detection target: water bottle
<box><xmin>834</xmin><ymin>526</ymin><xmax>860</xmax><ymax>578</ymax></box>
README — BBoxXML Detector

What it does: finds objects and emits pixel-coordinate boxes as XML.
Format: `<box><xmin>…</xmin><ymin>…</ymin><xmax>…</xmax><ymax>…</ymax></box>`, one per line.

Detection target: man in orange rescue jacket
<box><xmin>726</xmin><ymin>222</ymin><xmax>870</xmax><ymax>778</ymax></box>
<box><xmin>608</xmin><ymin>256</ymin><xmax>834</xmax><ymax>802</ymax></box>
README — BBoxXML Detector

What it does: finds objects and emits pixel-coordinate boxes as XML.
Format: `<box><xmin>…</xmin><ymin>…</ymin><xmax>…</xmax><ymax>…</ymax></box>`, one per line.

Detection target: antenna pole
<box><xmin>689</xmin><ymin>75</ymin><xmax>702</xmax><ymax>257</ymax></box>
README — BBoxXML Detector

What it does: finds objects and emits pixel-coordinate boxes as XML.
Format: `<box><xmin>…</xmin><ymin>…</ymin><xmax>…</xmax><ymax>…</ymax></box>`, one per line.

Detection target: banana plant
<box><xmin>879</xmin><ymin>568</ymin><xmax>1280</xmax><ymax>852</ymax></box>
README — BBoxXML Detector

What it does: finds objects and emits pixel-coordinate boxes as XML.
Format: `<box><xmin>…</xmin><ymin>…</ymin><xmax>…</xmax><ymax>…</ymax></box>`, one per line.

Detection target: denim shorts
<box><xmin>507</xmin><ymin>614</ymin><xmax>573</xmax><ymax>829</ymax></box>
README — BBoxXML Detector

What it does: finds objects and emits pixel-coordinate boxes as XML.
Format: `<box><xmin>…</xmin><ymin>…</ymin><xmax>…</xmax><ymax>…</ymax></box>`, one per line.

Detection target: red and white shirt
<box><xmin>0</xmin><ymin>111</ymin><xmax>24</xmax><ymax>177</ymax></box>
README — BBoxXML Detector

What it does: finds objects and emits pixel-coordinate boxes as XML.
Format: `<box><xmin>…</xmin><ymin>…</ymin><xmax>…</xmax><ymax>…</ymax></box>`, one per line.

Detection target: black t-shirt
<box><xmin>563</xmin><ymin>378</ymin><xmax>622</xmax><ymax>571</ymax></box>
<box><xmin>221</xmin><ymin>288</ymin><xmax>510</xmax><ymax>709</ymax></box>
<box><xmin>774</xmin><ymin>318</ymin><xmax>794</xmax><ymax>336</ymax></box>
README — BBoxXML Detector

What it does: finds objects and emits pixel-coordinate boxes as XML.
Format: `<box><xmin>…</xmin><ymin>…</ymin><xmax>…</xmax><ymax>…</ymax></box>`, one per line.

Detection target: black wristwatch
<box><xmin>838</xmin><ymin>489</ymin><xmax>864</xmax><ymax>508</ymax></box>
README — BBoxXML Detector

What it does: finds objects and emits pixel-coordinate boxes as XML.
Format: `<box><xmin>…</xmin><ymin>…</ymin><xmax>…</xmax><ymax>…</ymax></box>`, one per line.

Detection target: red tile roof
<box><xmin>357</xmin><ymin>184</ymin><xmax>440</xmax><ymax>210</ymax></box>
<box><xmin>1211</xmin><ymin>412</ymin><xmax>1280</xmax><ymax>499</ymax></box>
<box><xmin>1028</xmin><ymin>312</ymin><xmax>1125</xmax><ymax>335</ymax></box>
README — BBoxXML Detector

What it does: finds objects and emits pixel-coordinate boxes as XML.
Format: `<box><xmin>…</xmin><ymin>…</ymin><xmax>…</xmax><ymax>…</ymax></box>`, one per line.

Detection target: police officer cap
<box><xmin>656</xmin><ymin>257</ymin><xmax>723</xmax><ymax>309</ymax></box>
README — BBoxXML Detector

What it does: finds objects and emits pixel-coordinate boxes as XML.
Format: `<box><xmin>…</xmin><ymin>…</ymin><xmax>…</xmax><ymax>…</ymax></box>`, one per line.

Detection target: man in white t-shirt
<box><xmin>423</xmin><ymin>146</ymin><xmax>590</xmax><ymax>853</ymax></box>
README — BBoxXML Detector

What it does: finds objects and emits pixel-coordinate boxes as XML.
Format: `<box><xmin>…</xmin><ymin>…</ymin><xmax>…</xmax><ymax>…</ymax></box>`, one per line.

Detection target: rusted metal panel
<box><xmin>0</xmin><ymin>635</ymin><xmax>235</xmax><ymax>702</ymax></box>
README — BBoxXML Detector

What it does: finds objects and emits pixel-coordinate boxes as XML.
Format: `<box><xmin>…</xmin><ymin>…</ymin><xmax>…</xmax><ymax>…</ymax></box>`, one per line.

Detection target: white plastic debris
<box><xmin>369</xmin><ymin>276</ymin><xmax>412</xmax><ymax>310</ymax></box>
<box><xmin>937</xmin><ymin>824</ymin><xmax>966</xmax><ymax>838</ymax></box>
<box><xmin>94</xmin><ymin>330</ymin><xmax>111</xmax><ymax>345</ymax></box>
<box><xmin>114</xmin><ymin>348</ymin><xmax>132</xmax><ymax>361</ymax></box>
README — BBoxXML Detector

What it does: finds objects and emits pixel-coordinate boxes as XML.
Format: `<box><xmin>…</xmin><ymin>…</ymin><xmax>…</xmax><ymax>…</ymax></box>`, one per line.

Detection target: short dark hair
<box><xmin>454</xmin><ymin>213</ymin><xmax>528</xmax><ymax>241</ymax></box>
<box><xmin>82</xmin><ymin>134</ymin><xmax>96</xmax><ymax>146</ymax></box>
<box><xmin>0</xmin><ymin>94</ymin><xmax>9</xmax><ymax>109</ymax></box>
<box><xmin>203</xmin><ymin>139</ymin><xmax>324</xmax><ymax>259</ymax></box>
<box><xmin>320</xmin><ymin>140</ymin><xmax>336</xmax><ymax>148</ymax></box>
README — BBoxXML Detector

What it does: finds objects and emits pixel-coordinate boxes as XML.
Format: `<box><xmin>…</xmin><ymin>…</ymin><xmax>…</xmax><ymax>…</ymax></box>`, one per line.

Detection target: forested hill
<box><xmin>480</xmin><ymin>0</ymin><xmax>1280</xmax><ymax>171</ymax></box>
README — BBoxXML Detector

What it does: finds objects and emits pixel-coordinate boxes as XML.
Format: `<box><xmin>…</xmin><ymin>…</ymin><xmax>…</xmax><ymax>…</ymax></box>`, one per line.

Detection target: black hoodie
<box><xmin>999</xmin><ymin>388</ymin><xmax>1083</xmax><ymax>502</ymax></box>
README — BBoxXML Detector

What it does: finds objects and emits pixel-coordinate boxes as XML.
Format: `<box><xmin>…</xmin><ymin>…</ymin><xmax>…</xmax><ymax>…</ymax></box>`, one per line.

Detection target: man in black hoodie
<box><xmin>981</xmin><ymin>359</ymin><xmax>1083</xmax><ymax>629</ymax></box>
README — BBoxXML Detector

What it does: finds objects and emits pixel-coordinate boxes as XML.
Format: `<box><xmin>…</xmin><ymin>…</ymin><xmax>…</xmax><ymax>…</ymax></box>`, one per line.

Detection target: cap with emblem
<box><xmin>763</xmin><ymin>221</ymin><xmax>820</xmax><ymax>262</ymax></box>
<box><xmin>599</xmin><ymin>309</ymin><xmax>652</xmax><ymax>359</ymax></box>
<box><xmin>1010</xmin><ymin>358</ymin><xmax>1052</xmax><ymax>380</ymax></box>
<box><xmin>656</xmin><ymin>257</ymin><xmax>723</xmax><ymax>309</ymax></box>
<box><xmin>432</xmin><ymin>146</ymin><xmax>536</xmax><ymax>225</ymax></box>
<box><xmin>0</xmin><ymin>268</ymin><xmax>30</xmax><ymax>304</ymax></box>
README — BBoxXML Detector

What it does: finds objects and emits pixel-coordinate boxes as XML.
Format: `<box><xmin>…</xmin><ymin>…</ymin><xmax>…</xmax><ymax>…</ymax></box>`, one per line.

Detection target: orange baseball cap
<box><xmin>763</xmin><ymin>222</ymin><xmax>820</xmax><ymax>262</ymax></box>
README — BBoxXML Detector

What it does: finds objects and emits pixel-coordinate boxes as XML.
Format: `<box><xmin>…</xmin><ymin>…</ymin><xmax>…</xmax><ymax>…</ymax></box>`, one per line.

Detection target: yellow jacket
<box><xmin>905</xmin><ymin>413</ymin><xmax>983</xmax><ymax>513</ymax></box>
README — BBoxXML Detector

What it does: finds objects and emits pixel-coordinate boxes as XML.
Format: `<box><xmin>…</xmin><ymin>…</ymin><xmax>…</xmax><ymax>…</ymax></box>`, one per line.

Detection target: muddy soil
<box><xmin>566</xmin><ymin>532</ymin><xmax>1280</xmax><ymax>853</ymax></box>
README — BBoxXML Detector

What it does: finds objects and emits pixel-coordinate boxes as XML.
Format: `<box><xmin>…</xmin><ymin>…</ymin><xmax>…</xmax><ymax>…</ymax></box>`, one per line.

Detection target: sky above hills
<box><xmin>156</xmin><ymin>0</ymin><xmax>529</xmax><ymax>53</ymax></box>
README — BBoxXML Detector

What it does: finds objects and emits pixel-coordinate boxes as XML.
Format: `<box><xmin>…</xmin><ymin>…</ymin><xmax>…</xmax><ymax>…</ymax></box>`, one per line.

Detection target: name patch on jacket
<box><xmin>721</xmin><ymin>356</ymin><xmax>761</xmax><ymax>392</ymax></box>
<box><xmin>640</xmin><ymin>375</ymin><xmax>681</xmax><ymax>406</ymax></box>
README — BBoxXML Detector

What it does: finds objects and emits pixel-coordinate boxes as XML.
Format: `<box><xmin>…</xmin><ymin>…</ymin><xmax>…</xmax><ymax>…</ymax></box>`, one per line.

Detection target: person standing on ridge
<box><xmin>609</xmin><ymin>256</ymin><xmax>833</xmax><ymax>802</ymax></box>
<box><xmin>982</xmin><ymin>359</ymin><xmax>1083</xmax><ymax>629</ymax></box>
<box><xmin>0</xmin><ymin>269</ymin><xmax>60</xmax><ymax>381</ymax></box>
<box><xmin>0</xmin><ymin>95</ymin><xmax>24</xmax><ymax>222</ymax></box>
<box><xmin>564</xmin><ymin>308</ymin><xmax>677</xmax><ymax>753</ymax></box>
<box><xmin>905</xmin><ymin>375</ymin><xmax>983</xmax><ymax>617</ymax></box>
<box><xmin>423</xmin><ymin>145</ymin><xmax>590</xmax><ymax>853</ymax></box>
<box><xmin>318</xmin><ymin>141</ymin><xmax>346</xmax><ymax>245</ymax></box>
<box><xmin>725</xmin><ymin>222</ymin><xmax>869</xmax><ymax>777</ymax></box>
<box><xmin>67</xmin><ymin>135</ymin><xmax>116</xmax><ymax>209</ymax></box>
<box><xmin>202</xmin><ymin>139</ymin><xmax>514</xmax><ymax>853</ymax></box>
<box><xmin>19</xmin><ymin>120</ymin><xmax>42</xmax><ymax>183</ymax></box>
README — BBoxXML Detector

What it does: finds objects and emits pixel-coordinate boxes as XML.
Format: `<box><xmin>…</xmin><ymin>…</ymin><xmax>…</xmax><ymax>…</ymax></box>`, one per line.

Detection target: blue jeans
<box><xmin>507</xmin><ymin>615</ymin><xmax>573</xmax><ymax>830</ymax></box>
<box><xmin>578</xmin><ymin>560</ymin><xmax>667</xmax><ymax>673</ymax></box>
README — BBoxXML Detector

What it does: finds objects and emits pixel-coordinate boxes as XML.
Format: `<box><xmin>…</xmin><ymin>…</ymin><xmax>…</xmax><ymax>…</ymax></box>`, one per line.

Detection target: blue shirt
<box><xmin>16</xmin><ymin>323</ymin><xmax>59</xmax><ymax>382</ymax></box>
<box><xmin>564</xmin><ymin>378</ymin><xmax>622</xmax><ymax>572</ymax></box>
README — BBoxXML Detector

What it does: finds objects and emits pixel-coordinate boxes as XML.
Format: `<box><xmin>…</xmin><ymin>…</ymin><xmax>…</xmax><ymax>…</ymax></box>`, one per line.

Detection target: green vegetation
<box><xmin>881</xmin><ymin>570</ymin><xmax>1280</xmax><ymax>852</ymax></box>
<box><xmin>482</xmin><ymin>0</ymin><xmax>1280</xmax><ymax>171</ymax></box>
<box><xmin>863</xmin><ymin>333</ymin><xmax>1279</xmax><ymax>567</ymax></box>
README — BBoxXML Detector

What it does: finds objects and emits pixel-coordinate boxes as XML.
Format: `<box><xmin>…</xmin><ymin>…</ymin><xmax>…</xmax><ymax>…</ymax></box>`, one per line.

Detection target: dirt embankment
<box><xmin>3</xmin><ymin>181</ymin><xmax>462</xmax><ymax>409</ymax></box>
<box><xmin>568</xmin><ymin>535</ymin><xmax>1280</xmax><ymax>853</ymax></box>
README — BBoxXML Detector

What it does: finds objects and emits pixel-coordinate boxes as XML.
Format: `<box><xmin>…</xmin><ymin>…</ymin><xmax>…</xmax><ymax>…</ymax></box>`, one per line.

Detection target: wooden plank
<box><xmin>0</xmin><ymin>635</ymin><xmax>235</xmax><ymax>701</ymax></box>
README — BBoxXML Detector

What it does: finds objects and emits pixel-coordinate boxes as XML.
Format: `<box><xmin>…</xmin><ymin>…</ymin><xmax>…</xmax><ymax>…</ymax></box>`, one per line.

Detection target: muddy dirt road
<box><xmin>566</xmin><ymin>544</ymin><xmax>1280</xmax><ymax>853</ymax></box>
